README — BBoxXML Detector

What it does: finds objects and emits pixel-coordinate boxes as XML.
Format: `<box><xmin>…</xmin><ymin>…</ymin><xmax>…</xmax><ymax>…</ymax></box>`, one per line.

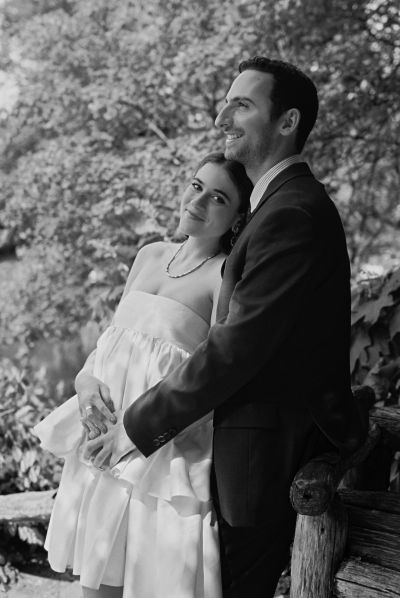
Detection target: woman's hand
<box><xmin>75</xmin><ymin>371</ymin><xmax>117</xmax><ymax>439</ymax></box>
<box><xmin>81</xmin><ymin>419</ymin><xmax>122</xmax><ymax>470</ymax></box>
<box><xmin>81</xmin><ymin>412</ymin><xmax>137</xmax><ymax>471</ymax></box>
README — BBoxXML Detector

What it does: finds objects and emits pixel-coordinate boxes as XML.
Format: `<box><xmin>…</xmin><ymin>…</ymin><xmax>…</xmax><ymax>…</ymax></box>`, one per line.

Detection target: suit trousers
<box><xmin>210</xmin><ymin>418</ymin><xmax>338</xmax><ymax>597</ymax></box>
<box><xmin>211</xmin><ymin>465</ymin><xmax>296</xmax><ymax>598</ymax></box>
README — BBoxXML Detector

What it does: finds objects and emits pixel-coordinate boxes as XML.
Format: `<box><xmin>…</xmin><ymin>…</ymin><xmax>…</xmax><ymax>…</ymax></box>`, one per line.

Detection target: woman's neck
<box><xmin>179</xmin><ymin>236</ymin><xmax>221</xmax><ymax>260</ymax></box>
<box><xmin>170</xmin><ymin>237</ymin><xmax>222</xmax><ymax>270</ymax></box>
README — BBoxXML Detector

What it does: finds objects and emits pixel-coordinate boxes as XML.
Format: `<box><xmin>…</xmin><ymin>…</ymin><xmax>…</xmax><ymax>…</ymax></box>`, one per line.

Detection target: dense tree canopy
<box><xmin>0</xmin><ymin>0</ymin><xmax>399</xmax><ymax>349</ymax></box>
<box><xmin>0</xmin><ymin>0</ymin><xmax>399</xmax><ymax>510</ymax></box>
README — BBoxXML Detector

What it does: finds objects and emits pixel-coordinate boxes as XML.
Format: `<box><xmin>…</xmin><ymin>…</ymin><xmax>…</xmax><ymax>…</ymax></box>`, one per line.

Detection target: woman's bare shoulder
<box><xmin>211</xmin><ymin>253</ymin><xmax>227</xmax><ymax>277</ymax></box>
<box><xmin>136</xmin><ymin>241</ymin><xmax>175</xmax><ymax>262</ymax></box>
<box><xmin>208</xmin><ymin>253</ymin><xmax>227</xmax><ymax>291</ymax></box>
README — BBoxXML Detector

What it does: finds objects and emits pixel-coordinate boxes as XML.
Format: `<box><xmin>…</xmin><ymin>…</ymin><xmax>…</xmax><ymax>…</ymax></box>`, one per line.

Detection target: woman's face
<box><xmin>179</xmin><ymin>162</ymin><xmax>242</xmax><ymax>240</ymax></box>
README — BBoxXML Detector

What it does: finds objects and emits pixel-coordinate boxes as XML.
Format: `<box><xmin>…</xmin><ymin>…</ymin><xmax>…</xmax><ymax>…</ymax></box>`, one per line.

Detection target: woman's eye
<box><xmin>191</xmin><ymin>182</ymin><xmax>202</xmax><ymax>191</ymax></box>
<box><xmin>212</xmin><ymin>195</ymin><xmax>226</xmax><ymax>204</ymax></box>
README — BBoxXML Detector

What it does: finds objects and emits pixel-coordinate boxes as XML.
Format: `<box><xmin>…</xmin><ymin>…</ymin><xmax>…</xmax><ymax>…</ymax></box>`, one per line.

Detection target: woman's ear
<box><xmin>231</xmin><ymin>212</ymin><xmax>246</xmax><ymax>233</ymax></box>
<box><xmin>231</xmin><ymin>215</ymin><xmax>241</xmax><ymax>230</ymax></box>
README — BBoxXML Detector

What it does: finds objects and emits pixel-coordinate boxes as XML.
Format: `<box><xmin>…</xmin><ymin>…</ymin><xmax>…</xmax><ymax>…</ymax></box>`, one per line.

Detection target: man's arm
<box><xmin>124</xmin><ymin>205</ymin><xmax>317</xmax><ymax>456</ymax></box>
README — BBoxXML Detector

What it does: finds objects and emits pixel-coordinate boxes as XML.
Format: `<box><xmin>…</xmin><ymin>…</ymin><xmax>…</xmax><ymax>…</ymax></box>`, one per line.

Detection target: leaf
<box><xmin>20</xmin><ymin>449</ymin><xmax>37</xmax><ymax>471</ymax></box>
<box><xmin>351</xmin><ymin>288</ymin><xmax>394</xmax><ymax>326</ymax></box>
<box><xmin>11</xmin><ymin>446</ymin><xmax>23</xmax><ymax>462</ymax></box>
<box><xmin>350</xmin><ymin>326</ymin><xmax>371</xmax><ymax>373</ymax></box>
<box><xmin>389</xmin><ymin>305</ymin><xmax>400</xmax><ymax>339</ymax></box>
<box><xmin>14</xmin><ymin>405</ymin><xmax>34</xmax><ymax>421</ymax></box>
<box><xmin>17</xmin><ymin>525</ymin><xmax>45</xmax><ymax>546</ymax></box>
<box><xmin>384</xmin><ymin>269</ymin><xmax>400</xmax><ymax>297</ymax></box>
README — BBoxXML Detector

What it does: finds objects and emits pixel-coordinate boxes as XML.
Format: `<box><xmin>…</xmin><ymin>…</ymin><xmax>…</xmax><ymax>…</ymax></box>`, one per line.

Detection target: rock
<box><xmin>0</xmin><ymin>491</ymin><xmax>55</xmax><ymax>525</ymax></box>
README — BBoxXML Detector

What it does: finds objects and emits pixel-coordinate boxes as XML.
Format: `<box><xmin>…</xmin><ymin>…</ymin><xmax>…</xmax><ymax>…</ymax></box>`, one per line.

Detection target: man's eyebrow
<box><xmin>225</xmin><ymin>95</ymin><xmax>255</xmax><ymax>105</ymax></box>
<box><xmin>194</xmin><ymin>177</ymin><xmax>230</xmax><ymax>200</ymax></box>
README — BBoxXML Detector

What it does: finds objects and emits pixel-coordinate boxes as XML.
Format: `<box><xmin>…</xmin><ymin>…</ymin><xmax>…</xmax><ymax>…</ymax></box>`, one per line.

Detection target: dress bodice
<box><xmin>111</xmin><ymin>290</ymin><xmax>210</xmax><ymax>353</ymax></box>
<box><xmin>34</xmin><ymin>289</ymin><xmax>212</xmax><ymax>470</ymax></box>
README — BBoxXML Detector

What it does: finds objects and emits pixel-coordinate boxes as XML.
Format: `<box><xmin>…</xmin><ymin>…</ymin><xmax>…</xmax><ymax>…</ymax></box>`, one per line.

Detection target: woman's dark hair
<box><xmin>194</xmin><ymin>152</ymin><xmax>253</xmax><ymax>253</ymax></box>
<box><xmin>239</xmin><ymin>56</ymin><xmax>318</xmax><ymax>152</ymax></box>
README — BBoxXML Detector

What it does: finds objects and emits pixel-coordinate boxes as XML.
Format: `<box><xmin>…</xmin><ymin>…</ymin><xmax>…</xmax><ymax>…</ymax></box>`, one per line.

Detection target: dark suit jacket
<box><xmin>123</xmin><ymin>162</ymin><xmax>367</xmax><ymax>526</ymax></box>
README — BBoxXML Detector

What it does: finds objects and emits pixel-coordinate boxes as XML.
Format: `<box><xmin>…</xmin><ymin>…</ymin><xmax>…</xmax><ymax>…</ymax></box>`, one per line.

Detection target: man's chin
<box><xmin>224</xmin><ymin>145</ymin><xmax>242</xmax><ymax>162</ymax></box>
<box><xmin>224</xmin><ymin>147</ymin><xmax>249</xmax><ymax>169</ymax></box>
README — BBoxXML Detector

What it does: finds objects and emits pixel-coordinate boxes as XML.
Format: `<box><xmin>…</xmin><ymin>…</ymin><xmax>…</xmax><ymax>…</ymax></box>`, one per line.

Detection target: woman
<box><xmin>33</xmin><ymin>152</ymin><xmax>252</xmax><ymax>598</ymax></box>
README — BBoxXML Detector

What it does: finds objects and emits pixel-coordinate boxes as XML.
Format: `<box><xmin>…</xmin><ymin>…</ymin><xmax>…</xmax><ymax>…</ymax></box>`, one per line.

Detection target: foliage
<box><xmin>0</xmin><ymin>355</ymin><xmax>63</xmax><ymax>494</ymax></box>
<box><xmin>0</xmin><ymin>0</ymin><xmax>398</xmax><ymax>349</ymax></box>
<box><xmin>350</xmin><ymin>266</ymin><xmax>400</xmax><ymax>494</ymax></box>
<box><xmin>0</xmin><ymin>0</ymin><xmax>398</xmax><ymax>503</ymax></box>
<box><xmin>351</xmin><ymin>266</ymin><xmax>400</xmax><ymax>402</ymax></box>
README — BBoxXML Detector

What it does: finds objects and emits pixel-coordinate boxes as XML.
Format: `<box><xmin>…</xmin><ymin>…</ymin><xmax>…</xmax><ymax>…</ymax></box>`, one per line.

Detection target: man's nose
<box><xmin>215</xmin><ymin>103</ymin><xmax>231</xmax><ymax>129</ymax></box>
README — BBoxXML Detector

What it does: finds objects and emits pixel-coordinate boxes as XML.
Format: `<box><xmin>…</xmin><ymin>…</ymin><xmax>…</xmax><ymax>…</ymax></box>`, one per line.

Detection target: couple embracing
<box><xmin>34</xmin><ymin>56</ymin><xmax>366</xmax><ymax>598</ymax></box>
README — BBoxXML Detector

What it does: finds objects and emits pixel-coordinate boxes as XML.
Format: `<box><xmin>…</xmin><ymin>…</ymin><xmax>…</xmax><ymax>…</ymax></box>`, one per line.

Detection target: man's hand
<box><xmin>75</xmin><ymin>371</ymin><xmax>117</xmax><ymax>439</ymax></box>
<box><xmin>81</xmin><ymin>416</ymin><xmax>136</xmax><ymax>470</ymax></box>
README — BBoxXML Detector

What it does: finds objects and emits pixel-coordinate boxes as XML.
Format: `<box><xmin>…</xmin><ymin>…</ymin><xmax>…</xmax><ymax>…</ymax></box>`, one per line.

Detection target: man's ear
<box><xmin>280</xmin><ymin>108</ymin><xmax>301</xmax><ymax>137</ymax></box>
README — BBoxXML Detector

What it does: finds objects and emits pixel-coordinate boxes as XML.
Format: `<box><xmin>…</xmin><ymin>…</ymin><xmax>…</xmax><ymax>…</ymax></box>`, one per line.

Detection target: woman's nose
<box><xmin>191</xmin><ymin>192</ymin><xmax>208</xmax><ymax>208</ymax></box>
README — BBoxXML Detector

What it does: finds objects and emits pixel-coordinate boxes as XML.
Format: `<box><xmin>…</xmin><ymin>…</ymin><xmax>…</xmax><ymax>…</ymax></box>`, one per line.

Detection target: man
<box><xmin>84</xmin><ymin>57</ymin><xmax>366</xmax><ymax>596</ymax></box>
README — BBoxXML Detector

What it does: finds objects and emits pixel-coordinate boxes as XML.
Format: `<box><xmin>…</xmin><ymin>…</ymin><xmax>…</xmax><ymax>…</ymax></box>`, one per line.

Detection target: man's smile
<box><xmin>225</xmin><ymin>132</ymin><xmax>243</xmax><ymax>144</ymax></box>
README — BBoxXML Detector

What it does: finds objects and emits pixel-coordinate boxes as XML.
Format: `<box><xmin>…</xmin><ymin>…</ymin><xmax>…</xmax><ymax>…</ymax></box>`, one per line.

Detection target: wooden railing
<box><xmin>290</xmin><ymin>387</ymin><xmax>400</xmax><ymax>598</ymax></box>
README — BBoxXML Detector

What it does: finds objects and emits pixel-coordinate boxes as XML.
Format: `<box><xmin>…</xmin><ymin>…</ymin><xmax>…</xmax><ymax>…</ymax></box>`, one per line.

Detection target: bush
<box><xmin>0</xmin><ymin>355</ymin><xmax>63</xmax><ymax>494</ymax></box>
<box><xmin>351</xmin><ymin>267</ymin><xmax>400</xmax><ymax>402</ymax></box>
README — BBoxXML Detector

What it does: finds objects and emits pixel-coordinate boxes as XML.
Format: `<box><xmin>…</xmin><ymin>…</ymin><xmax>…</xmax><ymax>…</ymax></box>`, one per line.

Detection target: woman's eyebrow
<box><xmin>194</xmin><ymin>177</ymin><xmax>229</xmax><ymax>201</ymax></box>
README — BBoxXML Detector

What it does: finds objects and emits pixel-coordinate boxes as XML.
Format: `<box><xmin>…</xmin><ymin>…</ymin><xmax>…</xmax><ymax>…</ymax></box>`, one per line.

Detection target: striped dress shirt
<box><xmin>250</xmin><ymin>154</ymin><xmax>303</xmax><ymax>212</ymax></box>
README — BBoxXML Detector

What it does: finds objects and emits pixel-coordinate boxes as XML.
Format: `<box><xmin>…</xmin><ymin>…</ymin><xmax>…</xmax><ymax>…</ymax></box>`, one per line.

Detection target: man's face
<box><xmin>215</xmin><ymin>70</ymin><xmax>281</xmax><ymax>172</ymax></box>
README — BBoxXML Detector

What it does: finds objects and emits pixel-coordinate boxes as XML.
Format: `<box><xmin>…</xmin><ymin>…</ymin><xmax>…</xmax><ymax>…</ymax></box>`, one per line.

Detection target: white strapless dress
<box><xmin>33</xmin><ymin>290</ymin><xmax>221</xmax><ymax>598</ymax></box>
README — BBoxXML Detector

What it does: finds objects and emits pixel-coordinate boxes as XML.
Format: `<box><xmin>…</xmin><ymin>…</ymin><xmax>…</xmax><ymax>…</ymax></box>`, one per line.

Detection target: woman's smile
<box><xmin>185</xmin><ymin>207</ymin><xmax>206</xmax><ymax>222</ymax></box>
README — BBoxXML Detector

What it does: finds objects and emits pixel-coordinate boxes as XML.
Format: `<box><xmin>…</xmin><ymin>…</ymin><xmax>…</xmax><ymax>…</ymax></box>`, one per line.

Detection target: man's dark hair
<box><xmin>239</xmin><ymin>56</ymin><xmax>319</xmax><ymax>152</ymax></box>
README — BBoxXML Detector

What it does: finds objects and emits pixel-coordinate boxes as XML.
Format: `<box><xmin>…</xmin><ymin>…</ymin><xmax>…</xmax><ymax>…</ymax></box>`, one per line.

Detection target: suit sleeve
<box><xmin>123</xmin><ymin>205</ymin><xmax>316</xmax><ymax>456</ymax></box>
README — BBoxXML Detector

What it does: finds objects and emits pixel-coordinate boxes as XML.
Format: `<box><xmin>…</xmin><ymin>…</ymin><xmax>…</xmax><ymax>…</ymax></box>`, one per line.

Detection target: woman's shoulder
<box><xmin>208</xmin><ymin>252</ymin><xmax>227</xmax><ymax>289</ymax></box>
<box><xmin>136</xmin><ymin>241</ymin><xmax>176</xmax><ymax>262</ymax></box>
<box><xmin>211</xmin><ymin>252</ymin><xmax>227</xmax><ymax>274</ymax></box>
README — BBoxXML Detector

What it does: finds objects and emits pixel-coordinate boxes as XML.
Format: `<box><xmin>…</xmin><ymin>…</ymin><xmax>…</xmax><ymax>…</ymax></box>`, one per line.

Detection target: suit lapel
<box><xmin>249</xmin><ymin>162</ymin><xmax>314</xmax><ymax>221</ymax></box>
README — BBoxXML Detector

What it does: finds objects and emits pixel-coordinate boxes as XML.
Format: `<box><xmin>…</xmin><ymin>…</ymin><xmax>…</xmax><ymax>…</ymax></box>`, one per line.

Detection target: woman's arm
<box><xmin>76</xmin><ymin>243</ymin><xmax>161</xmax><ymax>436</ymax></box>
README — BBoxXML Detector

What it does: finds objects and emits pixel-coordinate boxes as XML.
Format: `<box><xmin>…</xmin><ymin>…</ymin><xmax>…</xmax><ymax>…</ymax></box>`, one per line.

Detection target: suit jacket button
<box><xmin>153</xmin><ymin>438</ymin><xmax>161</xmax><ymax>447</ymax></box>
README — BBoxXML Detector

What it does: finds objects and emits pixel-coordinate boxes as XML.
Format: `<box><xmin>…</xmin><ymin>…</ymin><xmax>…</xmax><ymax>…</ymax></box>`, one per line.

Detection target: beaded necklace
<box><xmin>165</xmin><ymin>240</ymin><xmax>220</xmax><ymax>279</ymax></box>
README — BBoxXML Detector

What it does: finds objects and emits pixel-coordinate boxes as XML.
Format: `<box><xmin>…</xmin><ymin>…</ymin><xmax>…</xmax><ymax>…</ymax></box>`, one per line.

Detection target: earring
<box><xmin>230</xmin><ymin>214</ymin><xmax>246</xmax><ymax>247</ymax></box>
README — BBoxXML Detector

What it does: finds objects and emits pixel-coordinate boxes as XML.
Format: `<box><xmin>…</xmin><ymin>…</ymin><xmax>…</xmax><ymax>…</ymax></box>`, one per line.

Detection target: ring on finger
<box><xmin>85</xmin><ymin>406</ymin><xmax>94</xmax><ymax>414</ymax></box>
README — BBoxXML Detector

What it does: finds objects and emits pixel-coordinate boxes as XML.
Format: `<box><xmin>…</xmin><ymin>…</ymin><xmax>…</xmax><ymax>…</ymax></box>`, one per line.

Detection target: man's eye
<box><xmin>238</xmin><ymin>101</ymin><xmax>248</xmax><ymax>108</ymax></box>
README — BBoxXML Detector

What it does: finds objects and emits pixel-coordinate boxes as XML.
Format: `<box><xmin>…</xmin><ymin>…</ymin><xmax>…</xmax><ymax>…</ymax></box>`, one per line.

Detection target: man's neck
<box><xmin>248</xmin><ymin>153</ymin><xmax>303</xmax><ymax>213</ymax></box>
<box><xmin>247</xmin><ymin>150</ymin><xmax>297</xmax><ymax>185</ymax></box>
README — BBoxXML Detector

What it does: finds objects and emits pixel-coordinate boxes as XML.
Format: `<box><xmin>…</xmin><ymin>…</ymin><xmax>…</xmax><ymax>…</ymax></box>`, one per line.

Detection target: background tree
<box><xmin>0</xmin><ymin>0</ymin><xmax>398</xmax><ymax>392</ymax></box>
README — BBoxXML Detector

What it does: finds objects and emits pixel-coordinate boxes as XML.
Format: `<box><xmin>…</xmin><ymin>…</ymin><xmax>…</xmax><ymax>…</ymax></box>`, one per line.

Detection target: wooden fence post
<box><xmin>290</xmin><ymin>495</ymin><xmax>348</xmax><ymax>598</ymax></box>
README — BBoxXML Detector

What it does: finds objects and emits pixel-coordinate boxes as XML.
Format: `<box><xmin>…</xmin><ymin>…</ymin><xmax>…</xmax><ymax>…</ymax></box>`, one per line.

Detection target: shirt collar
<box><xmin>250</xmin><ymin>154</ymin><xmax>303</xmax><ymax>212</ymax></box>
